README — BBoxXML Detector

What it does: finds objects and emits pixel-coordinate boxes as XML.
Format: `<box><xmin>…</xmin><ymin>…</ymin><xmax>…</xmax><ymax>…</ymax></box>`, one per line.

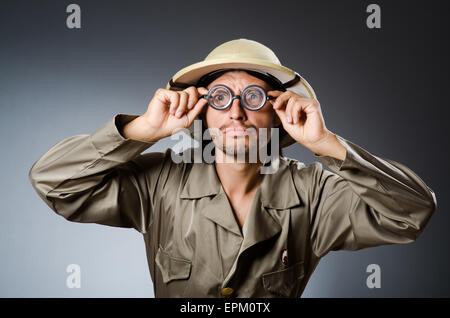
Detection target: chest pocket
<box><xmin>262</xmin><ymin>261</ymin><xmax>305</xmax><ymax>297</ymax></box>
<box><xmin>155</xmin><ymin>246</ymin><xmax>192</xmax><ymax>284</ymax></box>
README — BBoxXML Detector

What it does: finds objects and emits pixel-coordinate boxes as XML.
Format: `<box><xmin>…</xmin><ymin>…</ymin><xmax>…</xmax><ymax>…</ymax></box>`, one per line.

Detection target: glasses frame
<box><xmin>200</xmin><ymin>84</ymin><xmax>275</xmax><ymax>111</ymax></box>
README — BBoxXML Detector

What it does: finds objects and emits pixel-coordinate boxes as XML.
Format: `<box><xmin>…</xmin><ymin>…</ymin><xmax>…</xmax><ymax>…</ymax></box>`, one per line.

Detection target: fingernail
<box><xmin>293</xmin><ymin>117</ymin><xmax>298</xmax><ymax>124</ymax></box>
<box><xmin>176</xmin><ymin>111</ymin><xmax>183</xmax><ymax>118</ymax></box>
<box><xmin>188</xmin><ymin>101</ymin><xmax>194</xmax><ymax>109</ymax></box>
<box><xmin>286</xmin><ymin>116</ymin><xmax>291</xmax><ymax>123</ymax></box>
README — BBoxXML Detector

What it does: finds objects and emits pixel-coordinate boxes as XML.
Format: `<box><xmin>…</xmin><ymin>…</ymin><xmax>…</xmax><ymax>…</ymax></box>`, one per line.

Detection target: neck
<box><xmin>214</xmin><ymin>149</ymin><xmax>263</xmax><ymax>197</ymax></box>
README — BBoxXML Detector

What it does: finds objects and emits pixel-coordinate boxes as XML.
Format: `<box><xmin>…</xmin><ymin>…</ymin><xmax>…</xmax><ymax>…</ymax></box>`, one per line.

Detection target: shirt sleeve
<box><xmin>306</xmin><ymin>135</ymin><xmax>437</xmax><ymax>258</ymax></box>
<box><xmin>28</xmin><ymin>114</ymin><xmax>170</xmax><ymax>234</ymax></box>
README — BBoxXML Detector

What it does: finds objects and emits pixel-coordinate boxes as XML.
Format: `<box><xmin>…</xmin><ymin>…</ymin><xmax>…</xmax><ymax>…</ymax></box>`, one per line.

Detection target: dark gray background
<box><xmin>1</xmin><ymin>0</ymin><xmax>448</xmax><ymax>297</ymax></box>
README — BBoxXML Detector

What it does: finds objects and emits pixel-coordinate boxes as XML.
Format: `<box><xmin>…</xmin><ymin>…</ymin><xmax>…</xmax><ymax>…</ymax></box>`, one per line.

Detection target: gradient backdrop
<box><xmin>1</xmin><ymin>0</ymin><xmax>449</xmax><ymax>297</ymax></box>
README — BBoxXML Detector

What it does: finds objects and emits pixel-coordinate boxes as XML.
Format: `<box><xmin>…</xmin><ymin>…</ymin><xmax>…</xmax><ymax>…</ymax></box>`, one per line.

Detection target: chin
<box><xmin>222</xmin><ymin>140</ymin><xmax>258</xmax><ymax>161</ymax></box>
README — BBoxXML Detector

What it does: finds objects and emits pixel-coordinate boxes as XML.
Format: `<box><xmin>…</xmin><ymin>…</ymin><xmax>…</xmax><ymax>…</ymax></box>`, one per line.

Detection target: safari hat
<box><xmin>166</xmin><ymin>38</ymin><xmax>317</xmax><ymax>148</ymax></box>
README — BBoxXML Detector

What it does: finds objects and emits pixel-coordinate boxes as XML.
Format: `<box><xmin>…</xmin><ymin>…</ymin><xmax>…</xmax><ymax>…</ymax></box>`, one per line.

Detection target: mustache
<box><xmin>219</xmin><ymin>123</ymin><xmax>254</xmax><ymax>131</ymax></box>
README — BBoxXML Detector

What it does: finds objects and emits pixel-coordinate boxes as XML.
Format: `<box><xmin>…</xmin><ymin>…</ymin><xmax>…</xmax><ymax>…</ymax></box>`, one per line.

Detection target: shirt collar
<box><xmin>179</xmin><ymin>156</ymin><xmax>301</xmax><ymax>209</ymax></box>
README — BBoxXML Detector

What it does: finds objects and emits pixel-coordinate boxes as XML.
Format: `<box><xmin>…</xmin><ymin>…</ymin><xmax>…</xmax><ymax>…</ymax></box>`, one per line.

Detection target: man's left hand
<box><xmin>268</xmin><ymin>90</ymin><xmax>346</xmax><ymax>161</ymax></box>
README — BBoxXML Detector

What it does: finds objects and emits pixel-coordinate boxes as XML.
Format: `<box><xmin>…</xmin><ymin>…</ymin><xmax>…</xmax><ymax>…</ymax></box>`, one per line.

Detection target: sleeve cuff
<box><xmin>314</xmin><ymin>135</ymin><xmax>354</xmax><ymax>172</ymax></box>
<box><xmin>89</xmin><ymin>113</ymin><xmax>156</xmax><ymax>160</ymax></box>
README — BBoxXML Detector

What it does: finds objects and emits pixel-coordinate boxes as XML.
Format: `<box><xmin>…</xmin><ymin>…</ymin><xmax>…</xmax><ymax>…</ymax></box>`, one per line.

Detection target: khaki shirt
<box><xmin>29</xmin><ymin>114</ymin><xmax>437</xmax><ymax>298</ymax></box>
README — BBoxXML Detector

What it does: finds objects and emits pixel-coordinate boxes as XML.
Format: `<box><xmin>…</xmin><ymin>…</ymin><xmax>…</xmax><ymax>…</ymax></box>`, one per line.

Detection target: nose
<box><xmin>229</xmin><ymin>98</ymin><xmax>246</xmax><ymax>121</ymax></box>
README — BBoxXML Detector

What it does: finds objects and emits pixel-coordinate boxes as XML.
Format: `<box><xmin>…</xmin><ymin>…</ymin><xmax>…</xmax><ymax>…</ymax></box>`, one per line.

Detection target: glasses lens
<box><xmin>208</xmin><ymin>85</ymin><xmax>231</xmax><ymax>109</ymax></box>
<box><xmin>243</xmin><ymin>86</ymin><xmax>265</xmax><ymax>109</ymax></box>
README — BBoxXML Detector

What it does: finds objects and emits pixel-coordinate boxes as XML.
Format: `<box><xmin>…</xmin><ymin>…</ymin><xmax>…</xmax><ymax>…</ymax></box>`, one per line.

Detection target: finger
<box><xmin>184</xmin><ymin>86</ymin><xmax>199</xmax><ymax>110</ymax></box>
<box><xmin>197</xmin><ymin>86</ymin><xmax>209</xmax><ymax>95</ymax></box>
<box><xmin>267</xmin><ymin>91</ymin><xmax>283</xmax><ymax>108</ymax></box>
<box><xmin>272</xmin><ymin>91</ymin><xmax>293</xmax><ymax>110</ymax></box>
<box><xmin>291</xmin><ymin>101</ymin><xmax>303</xmax><ymax>124</ymax></box>
<box><xmin>285</xmin><ymin>97</ymin><xmax>297</xmax><ymax>124</ymax></box>
<box><xmin>176</xmin><ymin>91</ymin><xmax>188</xmax><ymax>118</ymax></box>
<box><xmin>195</xmin><ymin>87</ymin><xmax>208</xmax><ymax>109</ymax></box>
<box><xmin>267</xmin><ymin>90</ymin><xmax>284</xmax><ymax>98</ymax></box>
<box><xmin>186</xmin><ymin>97</ymin><xmax>208</xmax><ymax>125</ymax></box>
<box><xmin>166</xmin><ymin>90</ymin><xmax>180</xmax><ymax>115</ymax></box>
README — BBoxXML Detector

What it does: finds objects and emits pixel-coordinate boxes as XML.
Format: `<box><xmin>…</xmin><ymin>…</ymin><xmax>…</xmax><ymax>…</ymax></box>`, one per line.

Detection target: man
<box><xmin>29</xmin><ymin>39</ymin><xmax>437</xmax><ymax>297</ymax></box>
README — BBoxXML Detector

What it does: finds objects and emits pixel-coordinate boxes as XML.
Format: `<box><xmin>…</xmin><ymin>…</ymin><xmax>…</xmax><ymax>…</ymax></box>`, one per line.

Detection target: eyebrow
<box><xmin>207</xmin><ymin>83</ymin><xmax>270</xmax><ymax>93</ymax></box>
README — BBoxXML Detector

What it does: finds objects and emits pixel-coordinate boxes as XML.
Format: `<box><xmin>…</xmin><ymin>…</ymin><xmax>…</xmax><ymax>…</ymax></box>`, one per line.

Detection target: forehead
<box><xmin>207</xmin><ymin>71</ymin><xmax>270</xmax><ymax>91</ymax></box>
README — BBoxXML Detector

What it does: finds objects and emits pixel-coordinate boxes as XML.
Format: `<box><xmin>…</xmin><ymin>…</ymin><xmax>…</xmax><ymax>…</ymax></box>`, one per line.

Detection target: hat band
<box><xmin>169</xmin><ymin>69</ymin><xmax>300</xmax><ymax>91</ymax></box>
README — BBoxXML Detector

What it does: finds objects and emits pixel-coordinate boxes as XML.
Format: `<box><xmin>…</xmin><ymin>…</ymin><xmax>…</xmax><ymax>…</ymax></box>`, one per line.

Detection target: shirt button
<box><xmin>221</xmin><ymin>287</ymin><xmax>234</xmax><ymax>297</ymax></box>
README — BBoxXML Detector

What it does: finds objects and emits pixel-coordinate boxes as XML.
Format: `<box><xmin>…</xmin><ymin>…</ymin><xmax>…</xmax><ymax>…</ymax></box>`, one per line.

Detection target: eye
<box><xmin>209</xmin><ymin>88</ymin><xmax>230</xmax><ymax>107</ymax></box>
<box><xmin>213</xmin><ymin>93</ymin><xmax>227</xmax><ymax>101</ymax></box>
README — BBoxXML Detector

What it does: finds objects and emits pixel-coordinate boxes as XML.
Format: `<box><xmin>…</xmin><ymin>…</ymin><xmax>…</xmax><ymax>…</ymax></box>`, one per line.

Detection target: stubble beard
<box><xmin>211</xmin><ymin>128</ymin><xmax>268</xmax><ymax>164</ymax></box>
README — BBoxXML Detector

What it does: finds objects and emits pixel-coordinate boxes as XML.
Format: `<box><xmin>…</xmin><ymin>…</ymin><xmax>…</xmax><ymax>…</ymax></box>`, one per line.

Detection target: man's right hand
<box><xmin>122</xmin><ymin>86</ymin><xmax>209</xmax><ymax>142</ymax></box>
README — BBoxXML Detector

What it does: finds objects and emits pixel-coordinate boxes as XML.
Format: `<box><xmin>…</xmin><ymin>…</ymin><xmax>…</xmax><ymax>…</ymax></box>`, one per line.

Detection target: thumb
<box><xmin>186</xmin><ymin>98</ymin><xmax>208</xmax><ymax>125</ymax></box>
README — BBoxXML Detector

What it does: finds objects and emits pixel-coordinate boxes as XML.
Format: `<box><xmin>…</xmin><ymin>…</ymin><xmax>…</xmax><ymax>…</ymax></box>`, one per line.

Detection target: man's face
<box><xmin>202</xmin><ymin>71</ymin><xmax>281</xmax><ymax>160</ymax></box>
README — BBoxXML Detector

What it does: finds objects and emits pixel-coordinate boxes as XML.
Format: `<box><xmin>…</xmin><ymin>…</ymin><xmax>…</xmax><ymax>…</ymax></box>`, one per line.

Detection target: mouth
<box><xmin>223</xmin><ymin>127</ymin><xmax>248</xmax><ymax>136</ymax></box>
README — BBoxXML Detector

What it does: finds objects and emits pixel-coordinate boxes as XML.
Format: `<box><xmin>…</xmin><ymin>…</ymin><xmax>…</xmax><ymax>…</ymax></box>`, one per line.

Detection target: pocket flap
<box><xmin>155</xmin><ymin>247</ymin><xmax>192</xmax><ymax>284</ymax></box>
<box><xmin>262</xmin><ymin>261</ymin><xmax>305</xmax><ymax>297</ymax></box>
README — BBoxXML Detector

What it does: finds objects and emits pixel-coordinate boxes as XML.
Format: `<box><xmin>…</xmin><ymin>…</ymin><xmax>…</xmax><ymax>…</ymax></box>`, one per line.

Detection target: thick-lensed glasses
<box><xmin>200</xmin><ymin>84</ymin><xmax>275</xmax><ymax>111</ymax></box>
